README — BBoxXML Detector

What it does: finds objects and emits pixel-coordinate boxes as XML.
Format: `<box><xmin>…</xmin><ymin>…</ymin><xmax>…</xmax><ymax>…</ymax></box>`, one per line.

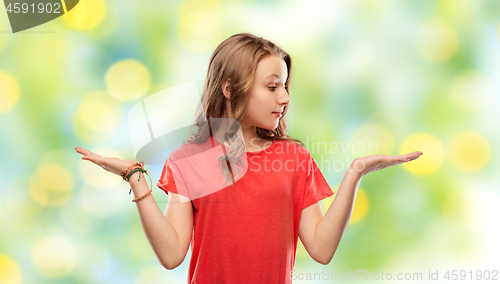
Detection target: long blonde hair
<box><xmin>183</xmin><ymin>33</ymin><xmax>303</xmax><ymax>185</ymax></box>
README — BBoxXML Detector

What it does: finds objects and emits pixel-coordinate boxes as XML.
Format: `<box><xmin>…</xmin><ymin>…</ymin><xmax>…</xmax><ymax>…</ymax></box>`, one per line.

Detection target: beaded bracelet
<box><xmin>132</xmin><ymin>189</ymin><xmax>152</xmax><ymax>202</ymax></box>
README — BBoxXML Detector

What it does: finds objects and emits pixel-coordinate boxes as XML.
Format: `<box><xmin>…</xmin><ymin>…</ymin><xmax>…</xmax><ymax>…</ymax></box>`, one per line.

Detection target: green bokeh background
<box><xmin>0</xmin><ymin>0</ymin><xmax>499</xmax><ymax>283</ymax></box>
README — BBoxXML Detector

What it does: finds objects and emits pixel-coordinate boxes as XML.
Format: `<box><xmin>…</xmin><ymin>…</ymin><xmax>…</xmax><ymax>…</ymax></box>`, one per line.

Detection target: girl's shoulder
<box><xmin>167</xmin><ymin>138</ymin><xmax>213</xmax><ymax>161</ymax></box>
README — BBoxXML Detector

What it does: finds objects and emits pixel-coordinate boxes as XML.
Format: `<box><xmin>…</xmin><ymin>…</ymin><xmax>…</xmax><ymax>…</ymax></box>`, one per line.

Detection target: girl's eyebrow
<box><xmin>265</xmin><ymin>73</ymin><xmax>281</xmax><ymax>79</ymax></box>
<box><xmin>263</xmin><ymin>73</ymin><xmax>287</xmax><ymax>82</ymax></box>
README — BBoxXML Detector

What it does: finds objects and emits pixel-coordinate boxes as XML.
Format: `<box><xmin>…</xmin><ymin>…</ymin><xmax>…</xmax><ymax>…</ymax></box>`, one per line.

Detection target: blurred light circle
<box><xmin>80</xmin><ymin>147</ymin><xmax>123</xmax><ymax>190</ymax></box>
<box><xmin>31</xmin><ymin>235</ymin><xmax>76</xmax><ymax>278</ymax></box>
<box><xmin>105</xmin><ymin>60</ymin><xmax>151</xmax><ymax>101</ymax></box>
<box><xmin>79</xmin><ymin>185</ymin><xmax>127</xmax><ymax>218</ymax></box>
<box><xmin>350</xmin><ymin>187</ymin><xmax>369</xmax><ymax>224</ymax></box>
<box><xmin>178</xmin><ymin>0</ymin><xmax>222</xmax><ymax>53</ymax></box>
<box><xmin>78</xmin><ymin>94</ymin><xmax>121</xmax><ymax>132</ymax></box>
<box><xmin>29</xmin><ymin>164</ymin><xmax>74</xmax><ymax>207</ymax></box>
<box><xmin>0</xmin><ymin>255</ymin><xmax>22</xmax><ymax>284</ymax></box>
<box><xmin>400</xmin><ymin>133</ymin><xmax>443</xmax><ymax>175</ymax></box>
<box><xmin>4</xmin><ymin>177</ymin><xmax>44</xmax><ymax>231</ymax></box>
<box><xmin>450</xmin><ymin>72</ymin><xmax>495</xmax><ymax>113</ymax></box>
<box><xmin>444</xmin><ymin>0</ymin><xmax>480</xmax><ymax>22</ymax></box>
<box><xmin>63</xmin><ymin>0</ymin><xmax>106</xmax><ymax>31</ymax></box>
<box><xmin>448</xmin><ymin>131</ymin><xmax>491</xmax><ymax>173</ymax></box>
<box><xmin>135</xmin><ymin>265</ymin><xmax>180</xmax><ymax>284</ymax></box>
<box><xmin>72</xmin><ymin>91</ymin><xmax>122</xmax><ymax>144</ymax></box>
<box><xmin>0</xmin><ymin>71</ymin><xmax>20</xmax><ymax>113</ymax></box>
<box><xmin>320</xmin><ymin>184</ymin><xmax>369</xmax><ymax>224</ymax></box>
<box><xmin>350</xmin><ymin>122</ymin><xmax>394</xmax><ymax>156</ymax></box>
<box><xmin>415</xmin><ymin>21</ymin><xmax>459</xmax><ymax>62</ymax></box>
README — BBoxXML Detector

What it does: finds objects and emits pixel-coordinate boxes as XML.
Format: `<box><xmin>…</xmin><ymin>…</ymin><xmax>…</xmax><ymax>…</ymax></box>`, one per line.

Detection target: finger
<box><xmin>82</xmin><ymin>154</ymin><xmax>105</xmax><ymax>166</ymax></box>
<box><xmin>405</xmin><ymin>151</ymin><xmax>423</xmax><ymax>162</ymax></box>
<box><xmin>81</xmin><ymin>155</ymin><xmax>98</xmax><ymax>164</ymax></box>
<box><xmin>75</xmin><ymin>147</ymin><xmax>101</xmax><ymax>159</ymax></box>
<box><xmin>401</xmin><ymin>151</ymin><xmax>422</xmax><ymax>158</ymax></box>
<box><xmin>75</xmin><ymin>146</ymin><xmax>88</xmax><ymax>155</ymax></box>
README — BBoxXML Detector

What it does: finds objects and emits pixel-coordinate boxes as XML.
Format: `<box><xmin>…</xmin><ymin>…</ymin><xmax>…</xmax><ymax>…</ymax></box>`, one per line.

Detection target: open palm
<box><xmin>351</xmin><ymin>151</ymin><xmax>423</xmax><ymax>177</ymax></box>
<box><xmin>74</xmin><ymin>147</ymin><xmax>138</xmax><ymax>177</ymax></box>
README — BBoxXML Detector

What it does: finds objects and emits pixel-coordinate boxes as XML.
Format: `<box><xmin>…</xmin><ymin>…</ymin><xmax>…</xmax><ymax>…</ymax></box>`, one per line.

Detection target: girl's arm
<box><xmin>298</xmin><ymin>164</ymin><xmax>361</xmax><ymax>265</ymax></box>
<box><xmin>75</xmin><ymin>147</ymin><xmax>193</xmax><ymax>270</ymax></box>
<box><xmin>129</xmin><ymin>172</ymin><xmax>193</xmax><ymax>269</ymax></box>
<box><xmin>299</xmin><ymin>151</ymin><xmax>423</xmax><ymax>265</ymax></box>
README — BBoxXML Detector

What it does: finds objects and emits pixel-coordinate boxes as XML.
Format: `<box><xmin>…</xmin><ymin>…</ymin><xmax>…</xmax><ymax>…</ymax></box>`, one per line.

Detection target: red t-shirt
<box><xmin>157</xmin><ymin>137</ymin><xmax>334</xmax><ymax>284</ymax></box>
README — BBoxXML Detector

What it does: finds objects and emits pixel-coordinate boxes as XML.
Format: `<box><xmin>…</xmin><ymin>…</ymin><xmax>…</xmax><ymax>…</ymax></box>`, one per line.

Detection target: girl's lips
<box><xmin>272</xmin><ymin>112</ymin><xmax>282</xmax><ymax>118</ymax></box>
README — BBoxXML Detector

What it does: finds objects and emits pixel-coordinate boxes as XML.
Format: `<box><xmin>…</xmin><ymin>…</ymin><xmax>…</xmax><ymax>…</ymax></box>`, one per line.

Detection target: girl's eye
<box><xmin>268</xmin><ymin>85</ymin><xmax>288</xmax><ymax>91</ymax></box>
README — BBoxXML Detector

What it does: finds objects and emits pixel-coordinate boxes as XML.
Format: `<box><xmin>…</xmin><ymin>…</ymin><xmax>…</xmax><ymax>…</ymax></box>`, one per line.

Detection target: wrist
<box><xmin>125</xmin><ymin>168</ymin><xmax>142</xmax><ymax>181</ymax></box>
<box><xmin>128</xmin><ymin>170</ymin><xmax>143</xmax><ymax>183</ymax></box>
<box><xmin>348</xmin><ymin>160</ymin><xmax>365</xmax><ymax>178</ymax></box>
<box><xmin>120</xmin><ymin>161</ymin><xmax>154</xmax><ymax>202</ymax></box>
<box><xmin>121</xmin><ymin>161</ymin><xmax>142</xmax><ymax>181</ymax></box>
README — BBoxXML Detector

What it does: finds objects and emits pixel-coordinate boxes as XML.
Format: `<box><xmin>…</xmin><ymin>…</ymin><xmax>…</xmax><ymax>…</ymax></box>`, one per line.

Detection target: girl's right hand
<box><xmin>75</xmin><ymin>147</ymin><xmax>138</xmax><ymax>177</ymax></box>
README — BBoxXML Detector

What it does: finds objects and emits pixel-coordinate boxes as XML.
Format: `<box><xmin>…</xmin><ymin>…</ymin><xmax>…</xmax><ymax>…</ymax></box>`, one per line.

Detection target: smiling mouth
<box><xmin>272</xmin><ymin>112</ymin><xmax>282</xmax><ymax>117</ymax></box>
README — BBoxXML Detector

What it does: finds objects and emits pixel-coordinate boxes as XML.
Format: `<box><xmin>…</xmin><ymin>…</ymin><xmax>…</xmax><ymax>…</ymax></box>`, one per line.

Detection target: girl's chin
<box><xmin>258</xmin><ymin>124</ymin><xmax>279</xmax><ymax>131</ymax></box>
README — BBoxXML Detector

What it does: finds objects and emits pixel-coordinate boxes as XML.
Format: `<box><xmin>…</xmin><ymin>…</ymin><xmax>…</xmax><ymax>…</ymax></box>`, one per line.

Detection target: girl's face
<box><xmin>241</xmin><ymin>55</ymin><xmax>291</xmax><ymax>130</ymax></box>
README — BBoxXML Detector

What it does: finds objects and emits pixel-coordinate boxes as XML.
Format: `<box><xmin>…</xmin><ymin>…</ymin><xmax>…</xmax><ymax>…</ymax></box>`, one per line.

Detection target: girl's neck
<box><xmin>217</xmin><ymin>107</ymin><xmax>266</xmax><ymax>151</ymax></box>
<box><xmin>211</xmin><ymin>123</ymin><xmax>266</xmax><ymax>152</ymax></box>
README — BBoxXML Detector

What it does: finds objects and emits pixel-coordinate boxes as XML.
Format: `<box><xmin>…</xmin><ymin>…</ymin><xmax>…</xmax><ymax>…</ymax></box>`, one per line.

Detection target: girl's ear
<box><xmin>221</xmin><ymin>78</ymin><xmax>231</xmax><ymax>100</ymax></box>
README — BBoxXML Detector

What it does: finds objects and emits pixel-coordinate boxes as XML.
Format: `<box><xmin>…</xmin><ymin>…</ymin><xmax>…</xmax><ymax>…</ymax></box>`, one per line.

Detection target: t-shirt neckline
<box><xmin>209</xmin><ymin>135</ymin><xmax>276</xmax><ymax>155</ymax></box>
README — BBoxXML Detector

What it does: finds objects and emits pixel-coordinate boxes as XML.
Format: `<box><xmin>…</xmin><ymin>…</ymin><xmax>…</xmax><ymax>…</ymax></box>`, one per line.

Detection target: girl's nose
<box><xmin>279</xmin><ymin>88</ymin><xmax>291</xmax><ymax>106</ymax></box>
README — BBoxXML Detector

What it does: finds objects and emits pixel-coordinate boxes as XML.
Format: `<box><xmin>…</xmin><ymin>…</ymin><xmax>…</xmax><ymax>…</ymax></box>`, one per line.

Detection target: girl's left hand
<box><xmin>350</xmin><ymin>151</ymin><xmax>423</xmax><ymax>177</ymax></box>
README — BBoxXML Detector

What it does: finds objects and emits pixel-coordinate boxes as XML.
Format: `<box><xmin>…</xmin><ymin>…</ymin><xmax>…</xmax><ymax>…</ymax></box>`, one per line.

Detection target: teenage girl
<box><xmin>75</xmin><ymin>33</ymin><xmax>423</xmax><ymax>284</ymax></box>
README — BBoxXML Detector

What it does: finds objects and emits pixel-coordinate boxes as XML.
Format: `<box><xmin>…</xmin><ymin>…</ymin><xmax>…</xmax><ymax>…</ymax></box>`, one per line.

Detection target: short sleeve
<box><xmin>157</xmin><ymin>157</ymin><xmax>179</xmax><ymax>195</ymax></box>
<box><xmin>302</xmin><ymin>150</ymin><xmax>335</xmax><ymax>210</ymax></box>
